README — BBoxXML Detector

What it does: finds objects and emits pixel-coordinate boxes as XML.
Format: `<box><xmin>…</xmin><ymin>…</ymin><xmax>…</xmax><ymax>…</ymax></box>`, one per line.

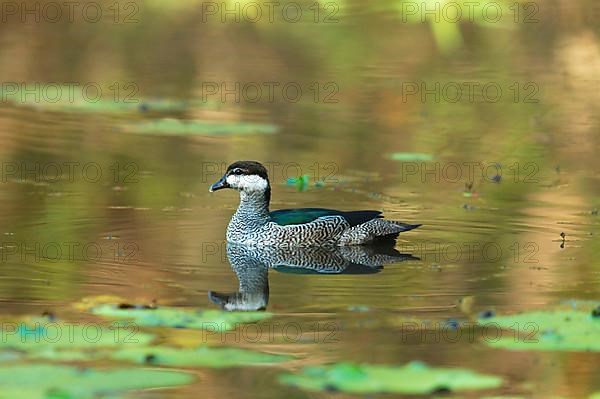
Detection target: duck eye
<box><xmin>232</xmin><ymin>168</ymin><xmax>244</xmax><ymax>175</ymax></box>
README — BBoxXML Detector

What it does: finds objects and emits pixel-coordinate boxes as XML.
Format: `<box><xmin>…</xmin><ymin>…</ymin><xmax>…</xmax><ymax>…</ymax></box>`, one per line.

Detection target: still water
<box><xmin>0</xmin><ymin>0</ymin><xmax>599</xmax><ymax>397</ymax></box>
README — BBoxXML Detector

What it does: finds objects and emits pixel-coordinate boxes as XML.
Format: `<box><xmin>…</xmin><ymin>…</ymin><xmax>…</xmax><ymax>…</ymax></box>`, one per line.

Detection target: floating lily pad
<box><xmin>389</xmin><ymin>152</ymin><xmax>434</xmax><ymax>161</ymax></box>
<box><xmin>22</xmin><ymin>345</ymin><xmax>292</xmax><ymax>368</ymax></box>
<box><xmin>478</xmin><ymin>309</ymin><xmax>600</xmax><ymax>352</ymax></box>
<box><xmin>279</xmin><ymin>361</ymin><xmax>503</xmax><ymax>394</ymax></box>
<box><xmin>112</xmin><ymin>346</ymin><xmax>292</xmax><ymax>368</ymax></box>
<box><xmin>24</xmin><ymin>348</ymin><xmax>108</xmax><ymax>362</ymax></box>
<box><xmin>90</xmin><ymin>304</ymin><xmax>271</xmax><ymax>331</ymax></box>
<box><xmin>0</xmin><ymin>352</ymin><xmax>22</xmax><ymax>362</ymax></box>
<box><xmin>127</xmin><ymin>119</ymin><xmax>278</xmax><ymax>136</ymax></box>
<box><xmin>0</xmin><ymin>364</ymin><xmax>193</xmax><ymax>399</ymax></box>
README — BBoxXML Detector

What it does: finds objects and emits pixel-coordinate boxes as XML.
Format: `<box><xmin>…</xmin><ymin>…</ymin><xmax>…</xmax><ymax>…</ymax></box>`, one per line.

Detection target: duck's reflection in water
<box><xmin>208</xmin><ymin>243</ymin><xmax>416</xmax><ymax>311</ymax></box>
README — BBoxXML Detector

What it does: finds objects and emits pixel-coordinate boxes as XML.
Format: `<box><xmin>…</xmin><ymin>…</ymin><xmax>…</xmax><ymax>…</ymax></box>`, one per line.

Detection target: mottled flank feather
<box><xmin>338</xmin><ymin>219</ymin><xmax>422</xmax><ymax>245</ymax></box>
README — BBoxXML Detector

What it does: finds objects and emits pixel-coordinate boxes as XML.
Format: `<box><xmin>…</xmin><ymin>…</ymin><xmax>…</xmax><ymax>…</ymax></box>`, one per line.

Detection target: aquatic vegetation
<box><xmin>388</xmin><ymin>152</ymin><xmax>434</xmax><ymax>161</ymax></box>
<box><xmin>0</xmin><ymin>364</ymin><xmax>193</xmax><ymax>399</ymax></box>
<box><xmin>286</xmin><ymin>175</ymin><xmax>310</xmax><ymax>191</ymax></box>
<box><xmin>16</xmin><ymin>345</ymin><xmax>292</xmax><ymax>368</ymax></box>
<box><xmin>280</xmin><ymin>361</ymin><xmax>503</xmax><ymax>394</ymax></box>
<box><xmin>20</xmin><ymin>348</ymin><xmax>109</xmax><ymax>362</ymax></box>
<box><xmin>90</xmin><ymin>303</ymin><xmax>272</xmax><ymax>331</ymax></box>
<box><xmin>125</xmin><ymin>119</ymin><xmax>278</xmax><ymax>136</ymax></box>
<box><xmin>0</xmin><ymin>308</ymin><xmax>289</xmax><ymax>370</ymax></box>
<box><xmin>478</xmin><ymin>308</ymin><xmax>600</xmax><ymax>352</ymax></box>
<box><xmin>111</xmin><ymin>346</ymin><xmax>292</xmax><ymax>368</ymax></box>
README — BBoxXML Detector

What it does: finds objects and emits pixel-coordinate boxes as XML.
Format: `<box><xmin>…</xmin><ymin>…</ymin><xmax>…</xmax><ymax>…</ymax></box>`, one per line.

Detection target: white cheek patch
<box><xmin>226</xmin><ymin>174</ymin><xmax>268</xmax><ymax>192</ymax></box>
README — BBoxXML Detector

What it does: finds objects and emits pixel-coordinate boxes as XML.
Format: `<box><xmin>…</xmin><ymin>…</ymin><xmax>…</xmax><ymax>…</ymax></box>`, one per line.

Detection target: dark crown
<box><xmin>226</xmin><ymin>161</ymin><xmax>269</xmax><ymax>180</ymax></box>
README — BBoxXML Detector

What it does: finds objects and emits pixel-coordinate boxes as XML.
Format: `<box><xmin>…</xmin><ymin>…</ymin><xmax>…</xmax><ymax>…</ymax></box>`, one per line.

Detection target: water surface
<box><xmin>0</xmin><ymin>0</ymin><xmax>599</xmax><ymax>397</ymax></box>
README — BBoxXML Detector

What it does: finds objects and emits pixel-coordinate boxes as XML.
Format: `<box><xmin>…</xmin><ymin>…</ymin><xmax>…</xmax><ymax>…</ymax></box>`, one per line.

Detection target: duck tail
<box><xmin>338</xmin><ymin>219</ymin><xmax>421</xmax><ymax>245</ymax></box>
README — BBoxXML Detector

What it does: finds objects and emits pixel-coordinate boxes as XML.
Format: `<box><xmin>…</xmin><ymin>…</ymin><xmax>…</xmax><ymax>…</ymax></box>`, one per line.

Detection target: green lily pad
<box><xmin>389</xmin><ymin>152</ymin><xmax>434</xmax><ymax>161</ymax></box>
<box><xmin>0</xmin><ymin>364</ymin><xmax>193</xmax><ymax>399</ymax></box>
<box><xmin>22</xmin><ymin>347</ymin><xmax>109</xmax><ymax>362</ymax></box>
<box><xmin>112</xmin><ymin>346</ymin><xmax>292</xmax><ymax>368</ymax></box>
<box><xmin>90</xmin><ymin>304</ymin><xmax>271</xmax><ymax>331</ymax></box>
<box><xmin>126</xmin><ymin>119</ymin><xmax>278</xmax><ymax>136</ymax></box>
<box><xmin>279</xmin><ymin>361</ymin><xmax>503</xmax><ymax>394</ymax></box>
<box><xmin>22</xmin><ymin>345</ymin><xmax>292</xmax><ymax>368</ymax></box>
<box><xmin>478</xmin><ymin>309</ymin><xmax>600</xmax><ymax>352</ymax></box>
<box><xmin>0</xmin><ymin>352</ymin><xmax>22</xmax><ymax>362</ymax></box>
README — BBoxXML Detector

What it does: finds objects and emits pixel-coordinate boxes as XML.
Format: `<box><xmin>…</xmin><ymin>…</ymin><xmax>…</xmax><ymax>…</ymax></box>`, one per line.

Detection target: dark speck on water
<box><xmin>41</xmin><ymin>310</ymin><xmax>56</xmax><ymax>321</ymax></box>
<box><xmin>432</xmin><ymin>386</ymin><xmax>452</xmax><ymax>394</ymax></box>
<box><xmin>117</xmin><ymin>303</ymin><xmax>156</xmax><ymax>310</ymax></box>
<box><xmin>479</xmin><ymin>310</ymin><xmax>495</xmax><ymax>319</ymax></box>
<box><xmin>324</xmin><ymin>384</ymin><xmax>339</xmax><ymax>392</ymax></box>
<box><xmin>446</xmin><ymin>319</ymin><xmax>460</xmax><ymax>330</ymax></box>
<box><xmin>144</xmin><ymin>354</ymin><xmax>156</xmax><ymax>364</ymax></box>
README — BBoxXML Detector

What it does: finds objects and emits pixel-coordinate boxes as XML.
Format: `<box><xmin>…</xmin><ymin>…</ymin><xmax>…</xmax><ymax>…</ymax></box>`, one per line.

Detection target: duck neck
<box><xmin>231</xmin><ymin>188</ymin><xmax>271</xmax><ymax>229</ymax></box>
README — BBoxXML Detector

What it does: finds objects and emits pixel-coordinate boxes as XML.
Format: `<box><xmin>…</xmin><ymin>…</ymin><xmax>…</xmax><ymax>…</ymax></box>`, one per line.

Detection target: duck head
<box><xmin>209</xmin><ymin>160</ymin><xmax>270</xmax><ymax>197</ymax></box>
